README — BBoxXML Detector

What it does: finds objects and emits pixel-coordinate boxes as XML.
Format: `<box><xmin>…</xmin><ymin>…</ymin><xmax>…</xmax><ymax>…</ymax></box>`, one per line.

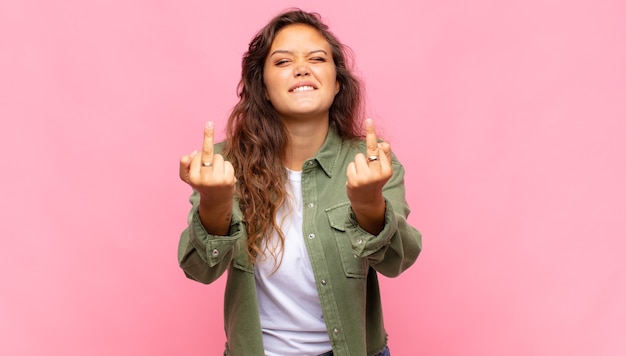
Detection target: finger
<box><xmin>364</xmin><ymin>118</ymin><xmax>380</xmax><ymax>160</ymax></box>
<box><xmin>353</xmin><ymin>152</ymin><xmax>369</xmax><ymax>174</ymax></box>
<box><xmin>189</xmin><ymin>147</ymin><xmax>203</xmax><ymax>180</ymax></box>
<box><xmin>179</xmin><ymin>150</ymin><xmax>198</xmax><ymax>182</ymax></box>
<box><xmin>378</xmin><ymin>142</ymin><xmax>392</xmax><ymax>162</ymax></box>
<box><xmin>375</xmin><ymin>143</ymin><xmax>393</xmax><ymax>181</ymax></box>
<box><xmin>201</xmin><ymin>121</ymin><xmax>215</xmax><ymax>166</ymax></box>
<box><xmin>377</xmin><ymin>143</ymin><xmax>391</xmax><ymax>170</ymax></box>
<box><xmin>346</xmin><ymin>162</ymin><xmax>357</xmax><ymax>185</ymax></box>
<box><xmin>224</xmin><ymin>160</ymin><xmax>237</xmax><ymax>185</ymax></box>
<box><xmin>210</xmin><ymin>154</ymin><xmax>225</xmax><ymax>175</ymax></box>
<box><xmin>179</xmin><ymin>156</ymin><xmax>191</xmax><ymax>182</ymax></box>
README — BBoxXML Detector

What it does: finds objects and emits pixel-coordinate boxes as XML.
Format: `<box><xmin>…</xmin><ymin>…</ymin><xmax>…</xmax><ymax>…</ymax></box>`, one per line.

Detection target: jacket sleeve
<box><xmin>345</xmin><ymin>158</ymin><xmax>422</xmax><ymax>277</ymax></box>
<box><xmin>177</xmin><ymin>190</ymin><xmax>246</xmax><ymax>284</ymax></box>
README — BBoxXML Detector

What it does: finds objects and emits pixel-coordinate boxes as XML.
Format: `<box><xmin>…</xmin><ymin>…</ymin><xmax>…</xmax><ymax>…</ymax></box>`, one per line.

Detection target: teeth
<box><xmin>292</xmin><ymin>85</ymin><xmax>315</xmax><ymax>92</ymax></box>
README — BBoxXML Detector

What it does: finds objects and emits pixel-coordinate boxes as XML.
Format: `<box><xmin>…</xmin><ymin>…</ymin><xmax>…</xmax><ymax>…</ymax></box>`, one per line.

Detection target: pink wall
<box><xmin>1</xmin><ymin>0</ymin><xmax>624</xmax><ymax>355</ymax></box>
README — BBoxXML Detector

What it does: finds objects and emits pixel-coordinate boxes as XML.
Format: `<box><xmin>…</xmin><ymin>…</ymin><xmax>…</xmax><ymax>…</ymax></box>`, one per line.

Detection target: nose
<box><xmin>294</xmin><ymin>61</ymin><xmax>310</xmax><ymax>77</ymax></box>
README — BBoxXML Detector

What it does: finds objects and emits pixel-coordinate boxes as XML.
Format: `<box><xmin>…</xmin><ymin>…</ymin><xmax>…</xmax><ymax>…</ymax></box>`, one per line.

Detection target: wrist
<box><xmin>198</xmin><ymin>199</ymin><xmax>233</xmax><ymax>236</ymax></box>
<box><xmin>351</xmin><ymin>197</ymin><xmax>386</xmax><ymax>235</ymax></box>
<box><xmin>351</xmin><ymin>196</ymin><xmax>385</xmax><ymax>216</ymax></box>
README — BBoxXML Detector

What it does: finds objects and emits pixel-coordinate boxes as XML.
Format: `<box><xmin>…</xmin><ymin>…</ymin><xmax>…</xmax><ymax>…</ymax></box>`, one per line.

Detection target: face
<box><xmin>263</xmin><ymin>24</ymin><xmax>340</xmax><ymax>122</ymax></box>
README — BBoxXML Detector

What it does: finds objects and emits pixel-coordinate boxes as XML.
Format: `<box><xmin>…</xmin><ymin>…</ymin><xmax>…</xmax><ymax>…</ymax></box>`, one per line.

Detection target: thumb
<box><xmin>179</xmin><ymin>150</ymin><xmax>197</xmax><ymax>183</ymax></box>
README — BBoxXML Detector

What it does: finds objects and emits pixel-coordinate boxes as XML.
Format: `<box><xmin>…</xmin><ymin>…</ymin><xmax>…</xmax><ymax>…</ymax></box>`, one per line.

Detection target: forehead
<box><xmin>269</xmin><ymin>24</ymin><xmax>331</xmax><ymax>52</ymax></box>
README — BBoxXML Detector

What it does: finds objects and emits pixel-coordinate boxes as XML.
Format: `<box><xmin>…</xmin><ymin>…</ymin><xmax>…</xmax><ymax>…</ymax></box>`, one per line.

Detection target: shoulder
<box><xmin>214</xmin><ymin>141</ymin><xmax>227</xmax><ymax>154</ymax></box>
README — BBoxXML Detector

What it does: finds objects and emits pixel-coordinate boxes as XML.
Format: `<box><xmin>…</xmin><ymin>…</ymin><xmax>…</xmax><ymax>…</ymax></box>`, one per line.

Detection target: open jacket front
<box><xmin>178</xmin><ymin>127</ymin><xmax>422</xmax><ymax>356</ymax></box>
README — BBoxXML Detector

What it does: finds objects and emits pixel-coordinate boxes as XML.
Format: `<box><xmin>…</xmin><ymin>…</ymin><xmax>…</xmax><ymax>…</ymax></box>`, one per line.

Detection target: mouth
<box><xmin>291</xmin><ymin>85</ymin><xmax>315</xmax><ymax>92</ymax></box>
<box><xmin>289</xmin><ymin>82</ymin><xmax>318</xmax><ymax>92</ymax></box>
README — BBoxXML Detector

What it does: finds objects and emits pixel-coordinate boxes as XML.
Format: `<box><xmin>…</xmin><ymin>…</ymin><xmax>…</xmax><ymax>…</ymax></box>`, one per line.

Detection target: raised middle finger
<box><xmin>365</xmin><ymin>118</ymin><xmax>380</xmax><ymax>162</ymax></box>
<box><xmin>201</xmin><ymin>121</ymin><xmax>215</xmax><ymax>168</ymax></box>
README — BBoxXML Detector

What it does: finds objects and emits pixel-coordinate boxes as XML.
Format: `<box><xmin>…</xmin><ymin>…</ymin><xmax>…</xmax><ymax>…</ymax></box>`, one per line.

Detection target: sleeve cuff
<box><xmin>188</xmin><ymin>208</ymin><xmax>244</xmax><ymax>267</ymax></box>
<box><xmin>346</xmin><ymin>198</ymin><xmax>398</xmax><ymax>257</ymax></box>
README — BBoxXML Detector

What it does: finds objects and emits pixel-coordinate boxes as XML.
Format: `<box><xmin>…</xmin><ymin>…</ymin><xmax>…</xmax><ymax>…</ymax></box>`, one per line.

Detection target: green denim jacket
<box><xmin>178</xmin><ymin>127</ymin><xmax>422</xmax><ymax>356</ymax></box>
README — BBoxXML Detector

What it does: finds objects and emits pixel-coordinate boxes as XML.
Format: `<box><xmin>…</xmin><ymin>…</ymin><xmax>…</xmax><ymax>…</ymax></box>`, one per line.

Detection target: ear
<box><xmin>335</xmin><ymin>81</ymin><xmax>340</xmax><ymax>95</ymax></box>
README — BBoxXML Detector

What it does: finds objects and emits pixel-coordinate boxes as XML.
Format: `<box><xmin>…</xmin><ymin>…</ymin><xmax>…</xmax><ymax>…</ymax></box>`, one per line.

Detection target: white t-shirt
<box><xmin>254</xmin><ymin>169</ymin><xmax>332</xmax><ymax>356</ymax></box>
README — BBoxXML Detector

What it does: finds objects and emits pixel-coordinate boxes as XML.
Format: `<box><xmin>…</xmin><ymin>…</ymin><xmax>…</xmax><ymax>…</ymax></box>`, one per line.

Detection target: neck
<box><xmin>282</xmin><ymin>117</ymin><xmax>329</xmax><ymax>171</ymax></box>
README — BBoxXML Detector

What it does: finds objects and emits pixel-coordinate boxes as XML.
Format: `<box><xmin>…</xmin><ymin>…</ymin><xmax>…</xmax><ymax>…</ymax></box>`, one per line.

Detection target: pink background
<box><xmin>1</xmin><ymin>0</ymin><xmax>625</xmax><ymax>355</ymax></box>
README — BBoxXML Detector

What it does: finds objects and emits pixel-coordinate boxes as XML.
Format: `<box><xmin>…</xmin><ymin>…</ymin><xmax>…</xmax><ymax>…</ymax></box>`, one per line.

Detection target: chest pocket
<box><xmin>326</xmin><ymin>202</ymin><xmax>368</xmax><ymax>279</ymax></box>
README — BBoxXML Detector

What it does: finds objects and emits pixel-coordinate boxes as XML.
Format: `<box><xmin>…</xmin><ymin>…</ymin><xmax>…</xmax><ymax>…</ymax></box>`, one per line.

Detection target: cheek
<box><xmin>262</xmin><ymin>72</ymin><xmax>275</xmax><ymax>100</ymax></box>
<box><xmin>263</xmin><ymin>69</ymin><xmax>284</xmax><ymax>92</ymax></box>
<box><xmin>264</xmin><ymin>84</ymin><xmax>279</xmax><ymax>102</ymax></box>
<box><xmin>328</xmin><ymin>70</ymin><xmax>340</xmax><ymax>95</ymax></box>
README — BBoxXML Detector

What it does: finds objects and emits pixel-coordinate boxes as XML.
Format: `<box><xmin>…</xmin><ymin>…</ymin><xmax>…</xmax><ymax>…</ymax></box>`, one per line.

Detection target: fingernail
<box><xmin>206</xmin><ymin>121</ymin><xmax>213</xmax><ymax>129</ymax></box>
<box><xmin>190</xmin><ymin>150</ymin><xmax>198</xmax><ymax>156</ymax></box>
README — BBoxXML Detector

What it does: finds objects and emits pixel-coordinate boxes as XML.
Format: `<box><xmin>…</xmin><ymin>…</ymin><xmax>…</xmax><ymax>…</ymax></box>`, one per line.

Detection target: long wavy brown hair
<box><xmin>223</xmin><ymin>9</ymin><xmax>364</xmax><ymax>262</ymax></box>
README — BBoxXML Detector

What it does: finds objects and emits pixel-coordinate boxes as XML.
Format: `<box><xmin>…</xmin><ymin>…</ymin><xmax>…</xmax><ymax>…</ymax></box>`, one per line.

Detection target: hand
<box><xmin>179</xmin><ymin>122</ymin><xmax>237</xmax><ymax>234</ymax></box>
<box><xmin>346</xmin><ymin>119</ymin><xmax>393</xmax><ymax>234</ymax></box>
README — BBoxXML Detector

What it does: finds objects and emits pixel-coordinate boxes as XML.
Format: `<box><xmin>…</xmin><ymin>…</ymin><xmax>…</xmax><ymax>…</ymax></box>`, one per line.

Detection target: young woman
<box><xmin>178</xmin><ymin>9</ymin><xmax>422</xmax><ymax>356</ymax></box>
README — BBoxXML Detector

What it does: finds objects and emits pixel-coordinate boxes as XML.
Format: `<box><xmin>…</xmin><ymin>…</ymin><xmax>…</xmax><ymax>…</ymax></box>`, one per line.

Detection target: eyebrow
<box><xmin>269</xmin><ymin>49</ymin><xmax>328</xmax><ymax>57</ymax></box>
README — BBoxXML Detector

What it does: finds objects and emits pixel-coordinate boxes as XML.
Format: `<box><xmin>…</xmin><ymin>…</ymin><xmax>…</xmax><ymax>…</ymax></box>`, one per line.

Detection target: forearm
<box><xmin>198</xmin><ymin>197</ymin><xmax>233</xmax><ymax>236</ymax></box>
<box><xmin>351</xmin><ymin>195</ymin><xmax>386</xmax><ymax>235</ymax></box>
<box><xmin>177</xmin><ymin>190</ymin><xmax>244</xmax><ymax>284</ymax></box>
<box><xmin>347</xmin><ymin>199</ymin><xmax>422</xmax><ymax>277</ymax></box>
<box><xmin>349</xmin><ymin>160</ymin><xmax>422</xmax><ymax>276</ymax></box>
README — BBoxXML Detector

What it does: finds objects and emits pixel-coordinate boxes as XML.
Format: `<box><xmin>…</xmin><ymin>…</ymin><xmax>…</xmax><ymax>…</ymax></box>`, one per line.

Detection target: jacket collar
<box><xmin>312</xmin><ymin>125</ymin><xmax>343</xmax><ymax>178</ymax></box>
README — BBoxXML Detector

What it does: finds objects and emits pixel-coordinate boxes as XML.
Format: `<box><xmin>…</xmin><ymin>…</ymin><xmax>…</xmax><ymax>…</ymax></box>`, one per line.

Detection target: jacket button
<box><xmin>212</xmin><ymin>249</ymin><xmax>219</xmax><ymax>257</ymax></box>
<box><xmin>321</xmin><ymin>279</ymin><xmax>327</xmax><ymax>286</ymax></box>
<box><xmin>308</xmin><ymin>233</ymin><xmax>315</xmax><ymax>239</ymax></box>
<box><xmin>332</xmin><ymin>328</ymin><xmax>339</xmax><ymax>335</ymax></box>
<box><xmin>307</xmin><ymin>202</ymin><xmax>315</xmax><ymax>208</ymax></box>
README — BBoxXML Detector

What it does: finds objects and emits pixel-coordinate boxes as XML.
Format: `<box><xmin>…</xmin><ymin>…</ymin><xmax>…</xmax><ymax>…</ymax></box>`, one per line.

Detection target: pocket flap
<box><xmin>325</xmin><ymin>202</ymin><xmax>350</xmax><ymax>232</ymax></box>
